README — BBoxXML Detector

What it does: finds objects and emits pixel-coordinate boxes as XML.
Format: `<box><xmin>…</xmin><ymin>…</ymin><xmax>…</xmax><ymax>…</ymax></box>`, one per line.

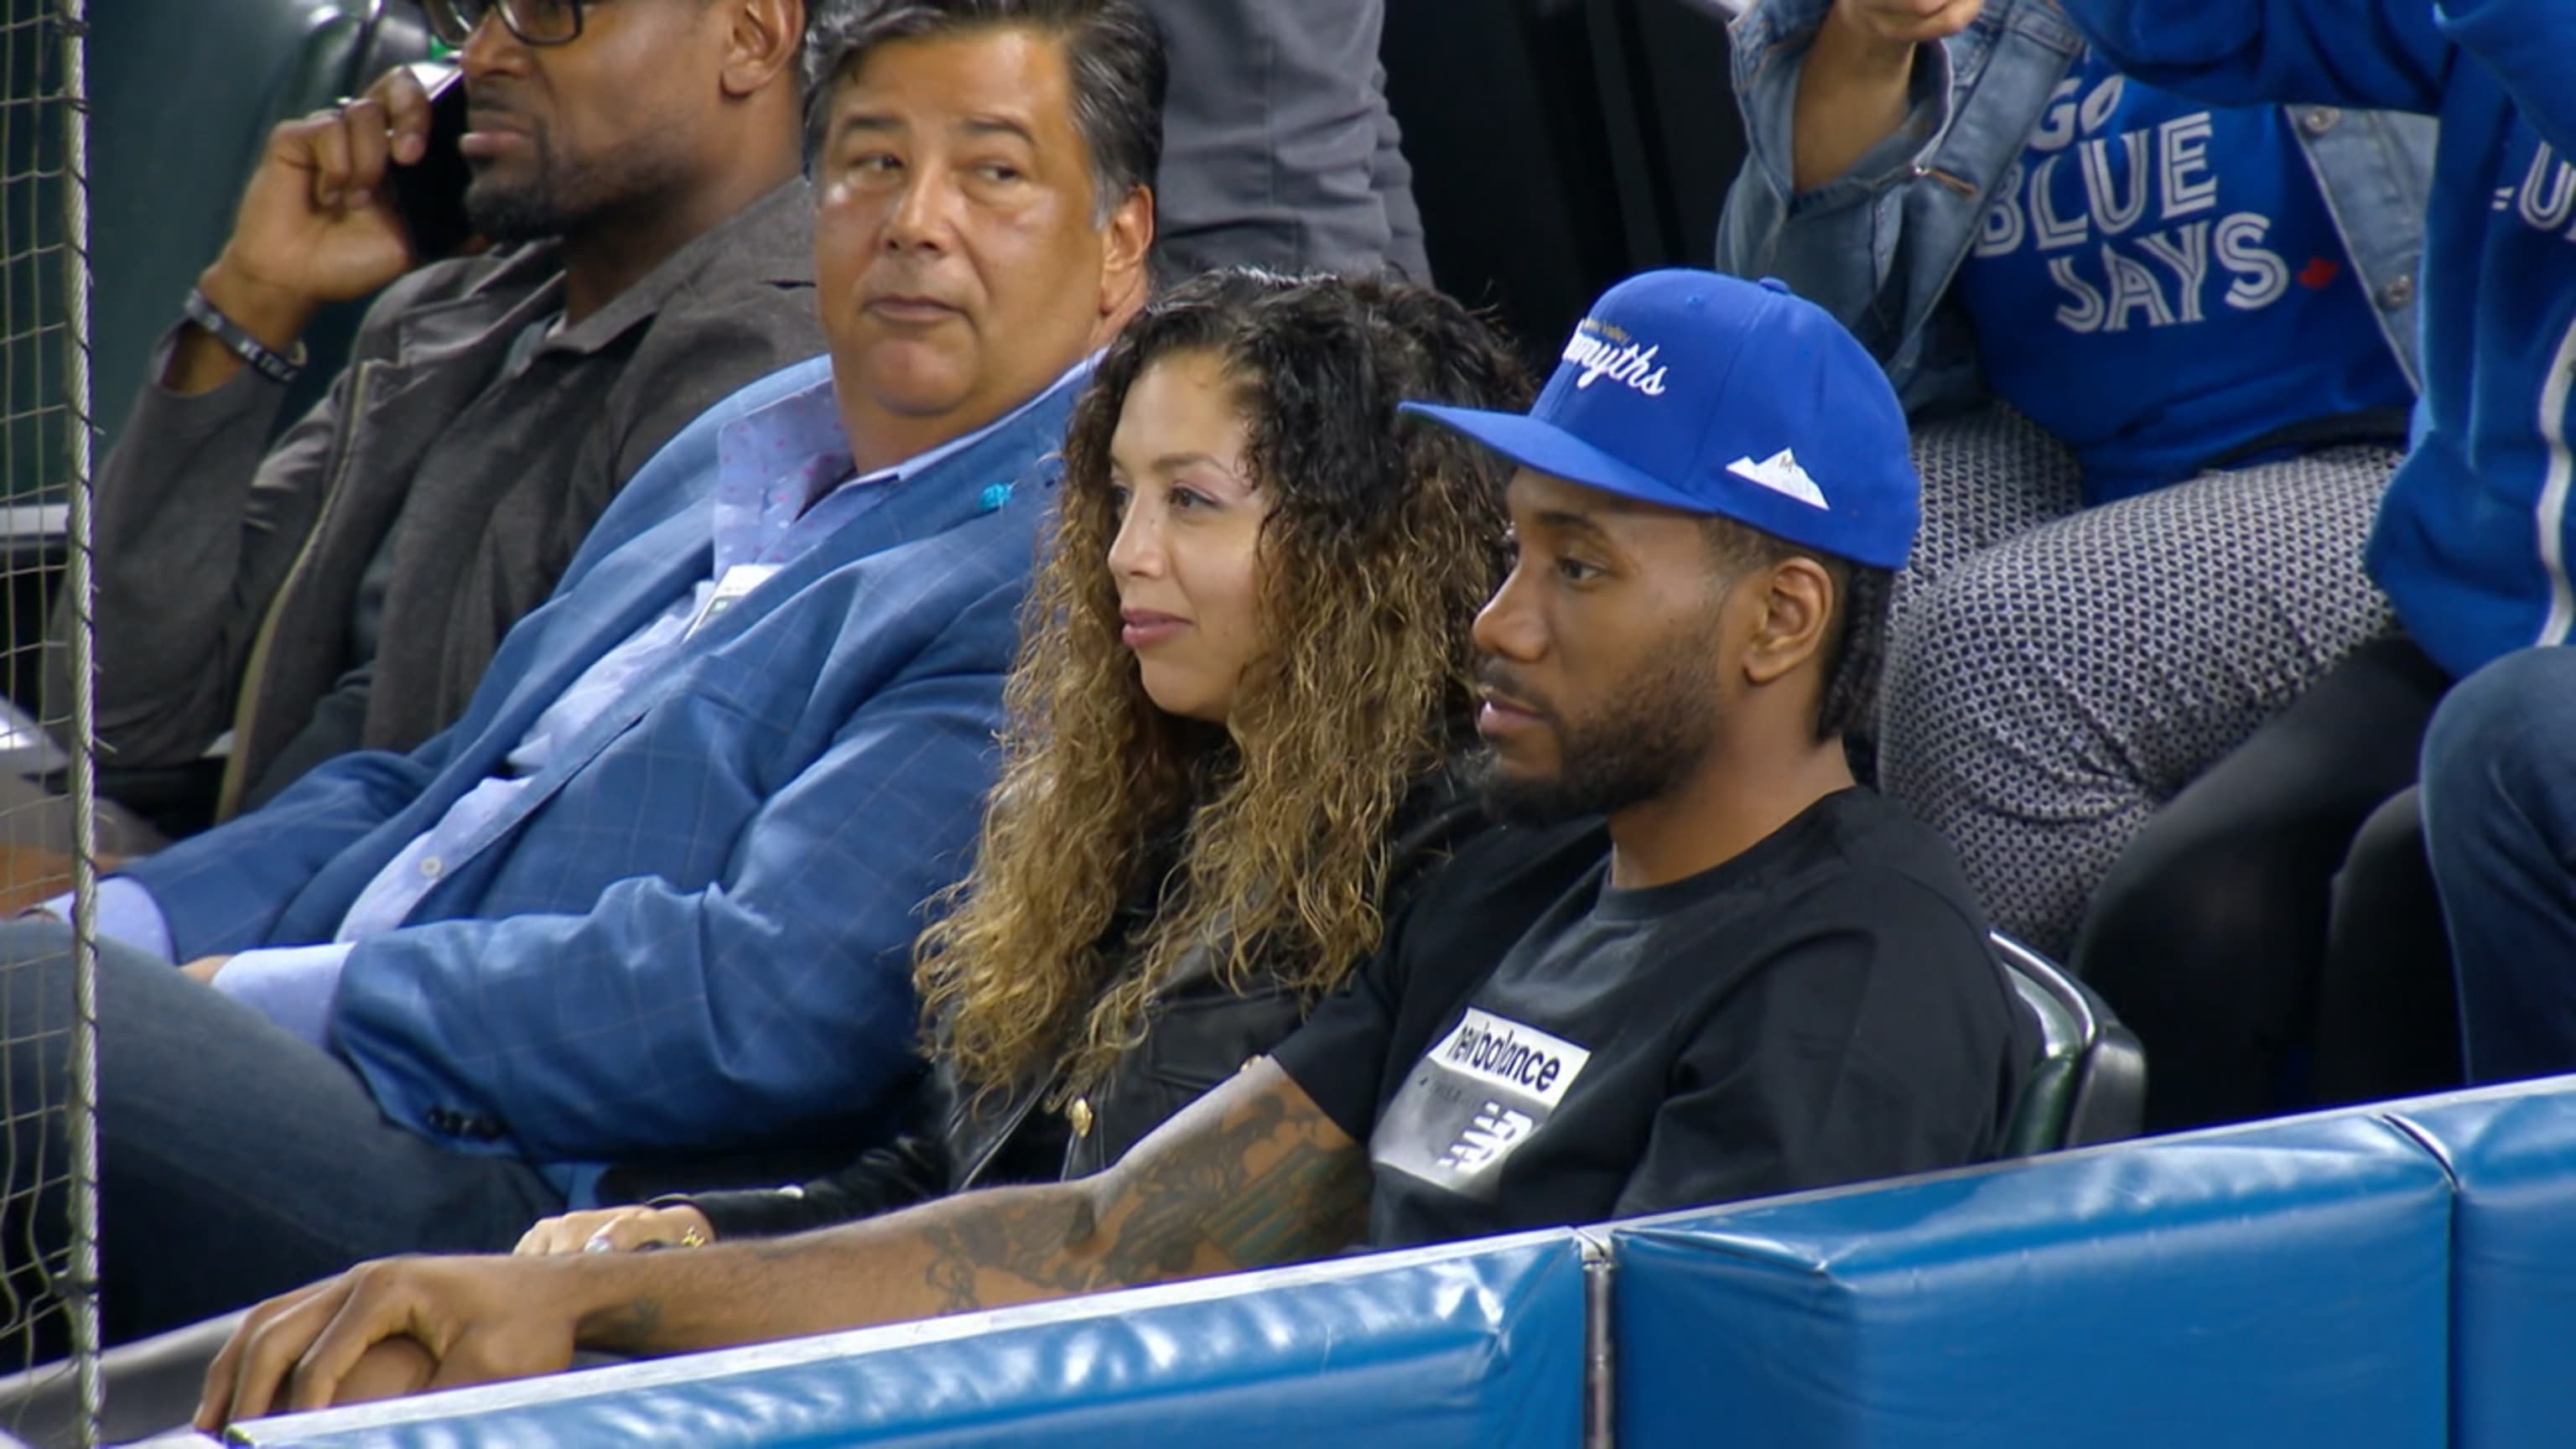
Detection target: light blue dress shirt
<box><xmin>87</xmin><ymin>361</ymin><xmax>1087</xmax><ymax>1052</ymax></box>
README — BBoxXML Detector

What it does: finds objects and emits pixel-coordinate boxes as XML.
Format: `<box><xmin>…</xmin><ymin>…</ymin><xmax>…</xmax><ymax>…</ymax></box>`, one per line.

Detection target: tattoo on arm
<box><xmin>594</xmin><ymin>1296</ymin><xmax>662</xmax><ymax>1349</ymax></box>
<box><xmin>917</xmin><ymin>1067</ymin><xmax>1368</xmax><ymax>1313</ymax></box>
<box><xmin>912</xmin><ymin>1194</ymin><xmax>1105</xmax><ymax>1313</ymax></box>
<box><xmin>1189</xmin><ymin>1135</ymin><xmax>1368</xmax><ymax>1266</ymax></box>
<box><xmin>573</xmin><ymin>1067</ymin><xmax>1374</xmax><ymax>1352</ymax></box>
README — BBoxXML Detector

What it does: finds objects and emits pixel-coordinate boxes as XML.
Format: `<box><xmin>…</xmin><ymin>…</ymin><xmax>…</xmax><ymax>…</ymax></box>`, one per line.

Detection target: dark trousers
<box><xmin>2314</xmin><ymin>785</ymin><xmax>2462</xmax><ymax>1104</ymax></box>
<box><xmin>0</xmin><ymin>920</ymin><xmax>561</xmax><ymax>1346</ymax></box>
<box><xmin>2422</xmin><ymin>645</ymin><xmax>2576</xmax><ymax>1083</ymax></box>
<box><xmin>2073</xmin><ymin>636</ymin><xmax>2459</xmax><ymax>1130</ymax></box>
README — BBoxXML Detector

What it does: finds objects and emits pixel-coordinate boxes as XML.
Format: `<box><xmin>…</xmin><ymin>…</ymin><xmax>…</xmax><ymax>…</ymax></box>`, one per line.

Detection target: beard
<box><xmin>462</xmin><ymin>132</ymin><xmax>687</xmax><ymax>245</ymax></box>
<box><xmin>464</xmin><ymin>164</ymin><xmax>574</xmax><ymax>244</ymax></box>
<box><xmin>1470</xmin><ymin>636</ymin><xmax>1727</xmax><ymax>828</ymax></box>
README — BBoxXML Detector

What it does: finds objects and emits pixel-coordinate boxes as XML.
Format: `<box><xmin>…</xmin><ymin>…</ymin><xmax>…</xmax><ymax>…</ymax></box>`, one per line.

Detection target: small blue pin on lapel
<box><xmin>979</xmin><ymin>482</ymin><xmax>1013</xmax><ymax>512</ymax></box>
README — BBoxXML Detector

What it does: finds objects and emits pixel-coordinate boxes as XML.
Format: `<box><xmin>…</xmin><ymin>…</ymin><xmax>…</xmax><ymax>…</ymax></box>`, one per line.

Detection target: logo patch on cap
<box><xmin>1399</xmin><ymin>271</ymin><xmax>1918</xmax><ymax>569</ymax></box>
<box><xmin>1727</xmin><ymin>449</ymin><xmax>1830</xmax><ymax>510</ymax></box>
<box><xmin>1561</xmin><ymin>319</ymin><xmax>1670</xmax><ymax>397</ymax></box>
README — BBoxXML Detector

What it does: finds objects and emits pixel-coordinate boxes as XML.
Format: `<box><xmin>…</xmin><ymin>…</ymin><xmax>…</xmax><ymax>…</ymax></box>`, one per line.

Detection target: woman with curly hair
<box><xmin>518</xmin><ymin>267</ymin><xmax>1531</xmax><ymax>1253</ymax></box>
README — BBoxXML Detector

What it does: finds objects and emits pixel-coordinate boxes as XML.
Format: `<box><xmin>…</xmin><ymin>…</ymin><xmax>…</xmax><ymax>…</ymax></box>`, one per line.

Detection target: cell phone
<box><xmin>387</xmin><ymin>61</ymin><xmax>474</xmax><ymax>263</ymax></box>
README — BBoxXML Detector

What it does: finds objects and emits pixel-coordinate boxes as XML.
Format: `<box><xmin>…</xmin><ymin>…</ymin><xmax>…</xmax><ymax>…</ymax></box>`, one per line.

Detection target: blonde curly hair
<box><xmin>915</xmin><ymin>268</ymin><xmax>1532</xmax><ymax>1106</ymax></box>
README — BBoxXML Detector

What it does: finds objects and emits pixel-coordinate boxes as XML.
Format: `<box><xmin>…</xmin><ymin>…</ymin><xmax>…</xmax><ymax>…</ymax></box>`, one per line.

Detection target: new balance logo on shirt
<box><xmin>1436</xmin><ymin>1103</ymin><xmax>1536</xmax><ymax>1173</ymax></box>
<box><xmin>1438</xmin><ymin>1009</ymin><xmax>1591</xmax><ymax>1107</ymax></box>
<box><xmin>1374</xmin><ymin>1008</ymin><xmax>1594</xmax><ymax>1198</ymax></box>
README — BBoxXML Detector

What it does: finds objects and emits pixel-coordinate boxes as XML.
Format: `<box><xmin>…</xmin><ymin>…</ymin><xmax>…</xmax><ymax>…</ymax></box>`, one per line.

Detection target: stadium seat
<box><xmin>1613</xmin><ymin>1109</ymin><xmax>2454</xmax><ymax>1448</ymax></box>
<box><xmin>1994</xmin><ymin>932</ymin><xmax>2148</xmax><ymax>1154</ymax></box>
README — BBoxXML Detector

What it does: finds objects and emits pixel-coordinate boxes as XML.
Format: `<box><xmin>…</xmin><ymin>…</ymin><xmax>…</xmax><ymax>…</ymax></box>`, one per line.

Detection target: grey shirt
<box><xmin>60</xmin><ymin>178</ymin><xmax>824</xmax><ymax>812</ymax></box>
<box><xmin>1146</xmin><ymin>0</ymin><xmax>1429</xmax><ymax>280</ymax></box>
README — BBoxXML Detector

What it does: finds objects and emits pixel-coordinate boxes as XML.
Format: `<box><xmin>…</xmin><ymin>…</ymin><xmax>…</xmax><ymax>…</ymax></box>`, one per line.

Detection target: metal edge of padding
<box><xmin>1578</xmin><ymin>1228</ymin><xmax>1615</xmax><ymax>1449</ymax></box>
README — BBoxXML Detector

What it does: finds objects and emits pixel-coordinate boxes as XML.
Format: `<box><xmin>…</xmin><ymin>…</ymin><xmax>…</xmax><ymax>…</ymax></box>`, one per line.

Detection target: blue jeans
<box><xmin>0</xmin><ymin>920</ymin><xmax>560</xmax><ymax>1345</ymax></box>
<box><xmin>2421</xmin><ymin>647</ymin><xmax>2576</xmax><ymax>1084</ymax></box>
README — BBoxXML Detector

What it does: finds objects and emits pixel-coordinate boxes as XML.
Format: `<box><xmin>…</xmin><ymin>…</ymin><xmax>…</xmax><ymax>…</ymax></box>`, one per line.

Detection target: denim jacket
<box><xmin>1715</xmin><ymin>0</ymin><xmax>2434</xmax><ymax>418</ymax></box>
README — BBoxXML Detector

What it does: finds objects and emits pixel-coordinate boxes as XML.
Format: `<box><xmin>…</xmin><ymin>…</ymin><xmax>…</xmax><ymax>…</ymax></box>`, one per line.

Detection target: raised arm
<box><xmin>199</xmin><ymin>1059</ymin><xmax>1370</xmax><ymax>1429</ymax></box>
<box><xmin>2057</xmin><ymin>0</ymin><xmax>2449</xmax><ymax>112</ymax></box>
<box><xmin>55</xmin><ymin>68</ymin><xmax>443</xmax><ymax>768</ymax></box>
<box><xmin>1719</xmin><ymin>0</ymin><xmax>1961</xmax><ymax>268</ymax></box>
<box><xmin>1715</xmin><ymin>0</ymin><xmax>1987</xmax><ymax>413</ymax></box>
<box><xmin>1790</xmin><ymin>0</ymin><xmax>1976</xmax><ymax>192</ymax></box>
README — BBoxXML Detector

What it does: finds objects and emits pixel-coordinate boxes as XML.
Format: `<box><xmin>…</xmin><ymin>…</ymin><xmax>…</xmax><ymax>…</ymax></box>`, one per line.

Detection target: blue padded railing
<box><xmin>231</xmin><ymin>1231</ymin><xmax>1588</xmax><ymax>1449</ymax></box>
<box><xmin>195</xmin><ymin>1075</ymin><xmax>2576</xmax><ymax>1449</ymax></box>
<box><xmin>1613</xmin><ymin>1112</ymin><xmax>2455</xmax><ymax>1449</ymax></box>
<box><xmin>2383</xmin><ymin>1085</ymin><xmax>2576</xmax><ymax>1449</ymax></box>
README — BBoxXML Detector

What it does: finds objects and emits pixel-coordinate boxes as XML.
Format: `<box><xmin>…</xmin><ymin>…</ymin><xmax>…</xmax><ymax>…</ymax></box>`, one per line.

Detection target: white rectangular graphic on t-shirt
<box><xmin>1433</xmin><ymin>1009</ymin><xmax>1592</xmax><ymax>1108</ymax></box>
<box><xmin>1371</xmin><ymin>1008</ymin><xmax>1592</xmax><ymax>1200</ymax></box>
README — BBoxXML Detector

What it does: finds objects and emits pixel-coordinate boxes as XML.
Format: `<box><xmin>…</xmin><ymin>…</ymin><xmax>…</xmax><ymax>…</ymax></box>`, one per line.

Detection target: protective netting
<box><xmin>0</xmin><ymin>0</ymin><xmax>100</xmax><ymax>1442</ymax></box>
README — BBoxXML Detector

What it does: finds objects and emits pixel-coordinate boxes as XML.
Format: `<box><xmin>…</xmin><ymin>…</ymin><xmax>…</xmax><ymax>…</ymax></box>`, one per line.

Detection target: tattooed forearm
<box><xmin>1192</xmin><ymin>1138</ymin><xmax>1370</xmax><ymax>1265</ymax></box>
<box><xmin>1093</xmin><ymin>1067</ymin><xmax>1368</xmax><ymax>1285</ymax></box>
<box><xmin>912</xmin><ymin>1063</ymin><xmax>1368</xmax><ymax>1313</ymax></box>
<box><xmin>568</xmin><ymin>1064</ymin><xmax>1368</xmax><ymax>1352</ymax></box>
<box><xmin>915</xmin><ymin>1194</ymin><xmax>1107</xmax><ymax>1312</ymax></box>
<box><xmin>589</xmin><ymin>1296</ymin><xmax>662</xmax><ymax>1353</ymax></box>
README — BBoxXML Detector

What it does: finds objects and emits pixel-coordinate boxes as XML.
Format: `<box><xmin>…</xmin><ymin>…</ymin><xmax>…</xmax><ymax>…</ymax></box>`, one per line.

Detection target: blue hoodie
<box><xmin>2062</xmin><ymin>0</ymin><xmax>2576</xmax><ymax>680</ymax></box>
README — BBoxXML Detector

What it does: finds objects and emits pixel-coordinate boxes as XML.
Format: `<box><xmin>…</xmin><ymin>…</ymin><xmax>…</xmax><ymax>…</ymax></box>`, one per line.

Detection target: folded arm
<box><xmin>1716</xmin><ymin>0</ymin><xmax>1977</xmax><ymax>412</ymax></box>
<box><xmin>673</xmin><ymin>1072</ymin><xmax>961</xmax><ymax>1241</ymax></box>
<box><xmin>200</xmin><ymin>1059</ymin><xmax>1369</xmax><ymax>1428</ymax></box>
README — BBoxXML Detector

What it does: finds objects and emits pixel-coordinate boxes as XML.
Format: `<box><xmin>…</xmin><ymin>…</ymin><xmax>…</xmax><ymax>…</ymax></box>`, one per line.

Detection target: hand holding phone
<box><xmin>205</xmin><ymin>61</ymin><xmax>460</xmax><ymax>327</ymax></box>
<box><xmin>388</xmin><ymin>61</ymin><xmax>475</xmax><ymax>264</ymax></box>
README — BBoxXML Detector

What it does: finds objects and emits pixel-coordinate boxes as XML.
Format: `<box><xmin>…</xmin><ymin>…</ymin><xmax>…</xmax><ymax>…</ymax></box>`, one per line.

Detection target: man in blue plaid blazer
<box><xmin>0</xmin><ymin>0</ymin><xmax>1162</xmax><ymax>1344</ymax></box>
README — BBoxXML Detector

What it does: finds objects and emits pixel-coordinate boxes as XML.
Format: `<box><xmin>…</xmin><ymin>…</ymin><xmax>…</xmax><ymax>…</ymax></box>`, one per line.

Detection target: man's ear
<box><xmin>1095</xmin><ymin>184</ymin><xmax>1156</xmax><ymax>330</ymax></box>
<box><xmin>1739</xmin><ymin>557</ymin><xmax>1836</xmax><ymax>688</ymax></box>
<box><xmin>719</xmin><ymin>0</ymin><xmax>803</xmax><ymax>100</ymax></box>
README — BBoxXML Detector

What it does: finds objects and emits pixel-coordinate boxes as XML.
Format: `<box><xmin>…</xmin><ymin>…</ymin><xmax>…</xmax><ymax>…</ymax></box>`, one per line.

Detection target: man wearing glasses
<box><xmin>70</xmin><ymin>0</ymin><xmax>823</xmax><ymax>818</ymax></box>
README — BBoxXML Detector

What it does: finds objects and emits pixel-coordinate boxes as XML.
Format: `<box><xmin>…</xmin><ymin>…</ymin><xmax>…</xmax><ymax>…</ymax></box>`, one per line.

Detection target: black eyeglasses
<box><xmin>425</xmin><ymin>0</ymin><xmax>590</xmax><ymax>48</ymax></box>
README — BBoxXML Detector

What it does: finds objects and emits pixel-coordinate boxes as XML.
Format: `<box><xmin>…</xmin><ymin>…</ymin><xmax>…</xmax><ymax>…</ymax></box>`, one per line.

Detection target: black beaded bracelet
<box><xmin>180</xmin><ymin>286</ymin><xmax>307</xmax><ymax>386</ymax></box>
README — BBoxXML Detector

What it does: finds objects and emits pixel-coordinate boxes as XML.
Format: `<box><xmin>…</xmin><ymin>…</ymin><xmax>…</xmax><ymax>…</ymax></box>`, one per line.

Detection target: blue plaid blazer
<box><xmin>125</xmin><ymin>354</ymin><xmax>1079</xmax><ymax>1171</ymax></box>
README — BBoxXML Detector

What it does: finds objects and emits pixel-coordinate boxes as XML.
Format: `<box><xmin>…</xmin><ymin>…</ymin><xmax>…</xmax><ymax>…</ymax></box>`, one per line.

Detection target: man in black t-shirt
<box><xmin>198</xmin><ymin>271</ymin><xmax>2035</xmax><ymax>1425</ymax></box>
<box><xmin>1277</xmin><ymin>267</ymin><xmax>2032</xmax><ymax>1247</ymax></box>
<box><xmin>1280</xmin><ymin>801</ymin><xmax>2026</xmax><ymax>1249</ymax></box>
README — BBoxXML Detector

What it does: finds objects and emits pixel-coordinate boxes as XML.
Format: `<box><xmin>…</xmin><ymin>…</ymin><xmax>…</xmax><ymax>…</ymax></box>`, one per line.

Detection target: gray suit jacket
<box><xmin>59</xmin><ymin>178</ymin><xmax>824</xmax><ymax>813</ymax></box>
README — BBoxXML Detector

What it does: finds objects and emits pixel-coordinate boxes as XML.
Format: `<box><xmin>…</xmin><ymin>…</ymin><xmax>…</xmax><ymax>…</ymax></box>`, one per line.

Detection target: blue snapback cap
<box><xmin>1404</xmin><ymin>269</ymin><xmax>1919</xmax><ymax>570</ymax></box>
